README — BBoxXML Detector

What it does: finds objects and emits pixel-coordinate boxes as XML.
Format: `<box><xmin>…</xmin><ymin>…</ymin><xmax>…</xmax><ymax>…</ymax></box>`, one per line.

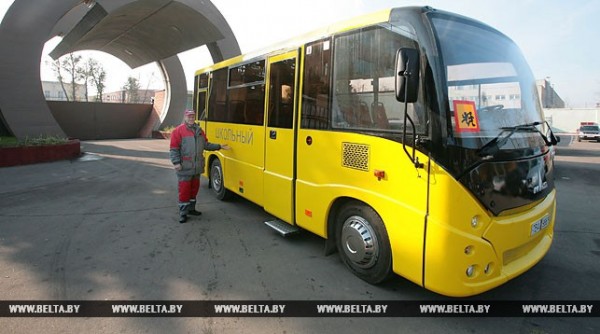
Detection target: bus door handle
<box><xmin>269</xmin><ymin>130</ymin><xmax>277</xmax><ymax>139</ymax></box>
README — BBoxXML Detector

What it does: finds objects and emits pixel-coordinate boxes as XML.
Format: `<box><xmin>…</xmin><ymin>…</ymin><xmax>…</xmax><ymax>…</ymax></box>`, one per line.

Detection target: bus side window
<box><xmin>332</xmin><ymin>25</ymin><xmax>424</xmax><ymax>133</ymax></box>
<box><xmin>268</xmin><ymin>59</ymin><xmax>295</xmax><ymax>129</ymax></box>
<box><xmin>245</xmin><ymin>92</ymin><xmax>265</xmax><ymax>125</ymax></box>
<box><xmin>373</xmin><ymin>102</ymin><xmax>390</xmax><ymax>129</ymax></box>
<box><xmin>227</xmin><ymin>61</ymin><xmax>266</xmax><ymax>126</ymax></box>
<box><xmin>208</xmin><ymin>68</ymin><xmax>228</xmax><ymax>122</ymax></box>
<box><xmin>301</xmin><ymin>39</ymin><xmax>332</xmax><ymax>130</ymax></box>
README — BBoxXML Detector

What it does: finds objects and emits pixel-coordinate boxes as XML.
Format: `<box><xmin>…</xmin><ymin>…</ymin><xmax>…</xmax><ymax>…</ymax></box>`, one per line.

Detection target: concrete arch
<box><xmin>0</xmin><ymin>0</ymin><xmax>240</xmax><ymax>139</ymax></box>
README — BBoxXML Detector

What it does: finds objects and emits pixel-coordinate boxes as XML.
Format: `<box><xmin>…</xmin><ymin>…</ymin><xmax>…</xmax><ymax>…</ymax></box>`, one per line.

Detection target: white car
<box><xmin>577</xmin><ymin>124</ymin><xmax>600</xmax><ymax>142</ymax></box>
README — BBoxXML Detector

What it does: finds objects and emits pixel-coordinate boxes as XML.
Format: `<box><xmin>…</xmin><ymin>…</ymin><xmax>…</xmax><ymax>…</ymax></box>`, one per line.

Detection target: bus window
<box><xmin>333</xmin><ymin>25</ymin><xmax>425</xmax><ymax>133</ymax></box>
<box><xmin>226</xmin><ymin>84</ymin><xmax>265</xmax><ymax>125</ymax></box>
<box><xmin>196</xmin><ymin>72</ymin><xmax>209</xmax><ymax>118</ymax></box>
<box><xmin>229</xmin><ymin>60</ymin><xmax>265</xmax><ymax>86</ymax></box>
<box><xmin>208</xmin><ymin>68</ymin><xmax>228</xmax><ymax>122</ymax></box>
<box><xmin>198</xmin><ymin>73</ymin><xmax>209</xmax><ymax>89</ymax></box>
<box><xmin>197</xmin><ymin>91</ymin><xmax>206</xmax><ymax>118</ymax></box>
<box><xmin>227</xmin><ymin>60</ymin><xmax>266</xmax><ymax>125</ymax></box>
<box><xmin>301</xmin><ymin>38</ymin><xmax>332</xmax><ymax>129</ymax></box>
<box><xmin>268</xmin><ymin>58</ymin><xmax>295</xmax><ymax>129</ymax></box>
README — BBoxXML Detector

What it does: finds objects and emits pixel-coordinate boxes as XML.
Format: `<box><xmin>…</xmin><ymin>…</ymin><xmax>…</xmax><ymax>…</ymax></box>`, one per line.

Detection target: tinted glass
<box><xmin>301</xmin><ymin>38</ymin><xmax>331</xmax><ymax>129</ymax></box>
<box><xmin>333</xmin><ymin>25</ymin><xmax>424</xmax><ymax>133</ymax></box>
<box><xmin>268</xmin><ymin>58</ymin><xmax>295</xmax><ymax>129</ymax></box>
<box><xmin>208</xmin><ymin>68</ymin><xmax>227</xmax><ymax>122</ymax></box>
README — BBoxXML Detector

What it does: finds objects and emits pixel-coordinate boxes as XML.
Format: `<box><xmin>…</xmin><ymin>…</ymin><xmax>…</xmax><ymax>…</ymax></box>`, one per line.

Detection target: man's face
<box><xmin>184</xmin><ymin>114</ymin><xmax>195</xmax><ymax>125</ymax></box>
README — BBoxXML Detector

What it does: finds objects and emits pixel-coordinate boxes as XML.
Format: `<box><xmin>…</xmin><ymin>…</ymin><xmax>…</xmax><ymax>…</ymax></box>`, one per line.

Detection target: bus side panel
<box><xmin>424</xmin><ymin>161</ymin><xmax>556</xmax><ymax>297</ymax></box>
<box><xmin>204</xmin><ymin>122</ymin><xmax>266</xmax><ymax>207</ymax></box>
<box><xmin>263</xmin><ymin>124</ymin><xmax>295</xmax><ymax>223</ymax></box>
<box><xmin>295</xmin><ymin>129</ymin><xmax>428</xmax><ymax>285</ymax></box>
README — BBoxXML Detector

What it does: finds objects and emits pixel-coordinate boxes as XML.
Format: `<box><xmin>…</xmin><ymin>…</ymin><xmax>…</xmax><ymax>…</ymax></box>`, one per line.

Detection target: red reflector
<box><xmin>374</xmin><ymin>169</ymin><xmax>385</xmax><ymax>180</ymax></box>
<box><xmin>304</xmin><ymin>209</ymin><xmax>312</xmax><ymax>217</ymax></box>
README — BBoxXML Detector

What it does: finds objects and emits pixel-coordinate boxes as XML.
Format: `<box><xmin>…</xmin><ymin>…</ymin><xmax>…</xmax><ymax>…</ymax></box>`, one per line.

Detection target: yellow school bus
<box><xmin>193</xmin><ymin>6</ymin><xmax>559</xmax><ymax>297</ymax></box>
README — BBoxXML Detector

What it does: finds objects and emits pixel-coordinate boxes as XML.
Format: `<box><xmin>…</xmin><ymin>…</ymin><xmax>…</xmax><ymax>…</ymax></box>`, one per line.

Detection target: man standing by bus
<box><xmin>170</xmin><ymin>109</ymin><xmax>230</xmax><ymax>223</ymax></box>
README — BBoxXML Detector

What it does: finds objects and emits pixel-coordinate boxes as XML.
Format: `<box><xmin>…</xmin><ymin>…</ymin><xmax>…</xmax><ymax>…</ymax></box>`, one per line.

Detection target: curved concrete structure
<box><xmin>0</xmin><ymin>0</ymin><xmax>240</xmax><ymax>139</ymax></box>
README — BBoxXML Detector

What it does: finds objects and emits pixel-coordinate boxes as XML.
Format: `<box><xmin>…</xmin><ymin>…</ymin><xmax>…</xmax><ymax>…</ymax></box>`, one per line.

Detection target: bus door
<box><xmin>263</xmin><ymin>51</ymin><xmax>298</xmax><ymax>223</ymax></box>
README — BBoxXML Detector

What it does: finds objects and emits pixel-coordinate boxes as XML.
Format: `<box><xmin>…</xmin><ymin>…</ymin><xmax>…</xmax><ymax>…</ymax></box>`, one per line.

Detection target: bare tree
<box><xmin>77</xmin><ymin>59</ymin><xmax>91</xmax><ymax>102</ymax></box>
<box><xmin>62</xmin><ymin>53</ymin><xmax>82</xmax><ymax>101</ymax></box>
<box><xmin>50</xmin><ymin>59</ymin><xmax>70</xmax><ymax>101</ymax></box>
<box><xmin>49</xmin><ymin>53</ymin><xmax>107</xmax><ymax>102</ymax></box>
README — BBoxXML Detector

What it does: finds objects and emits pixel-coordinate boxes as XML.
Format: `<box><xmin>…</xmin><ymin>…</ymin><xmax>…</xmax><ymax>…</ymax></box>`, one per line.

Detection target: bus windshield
<box><xmin>431</xmin><ymin>15</ymin><xmax>546</xmax><ymax>151</ymax></box>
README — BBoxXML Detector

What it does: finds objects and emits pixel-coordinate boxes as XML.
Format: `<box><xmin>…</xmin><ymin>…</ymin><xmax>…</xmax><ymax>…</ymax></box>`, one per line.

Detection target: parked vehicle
<box><xmin>577</xmin><ymin>122</ymin><xmax>600</xmax><ymax>142</ymax></box>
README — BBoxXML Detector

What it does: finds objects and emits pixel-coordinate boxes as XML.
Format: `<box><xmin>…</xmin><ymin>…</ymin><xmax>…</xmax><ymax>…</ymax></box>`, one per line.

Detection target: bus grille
<box><xmin>342</xmin><ymin>143</ymin><xmax>369</xmax><ymax>171</ymax></box>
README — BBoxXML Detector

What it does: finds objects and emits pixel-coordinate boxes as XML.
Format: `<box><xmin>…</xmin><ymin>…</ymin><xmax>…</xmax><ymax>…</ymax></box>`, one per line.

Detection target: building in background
<box><xmin>42</xmin><ymin>81</ymin><xmax>87</xmax><ymax>101</ymax></box>
<box><xmin>537</xmin><ymin>78</ymin><xmax>565</xmax><ymax>108</ymax></box>
<box><xmin>102</xmin><ymin>89</ymin><xmax>157</xmax><ymax>104</ymax></box>
<box><xmin>447</xmin><ymin>78</ymin><xmax>565</xmax><ymax>110</ymax></box>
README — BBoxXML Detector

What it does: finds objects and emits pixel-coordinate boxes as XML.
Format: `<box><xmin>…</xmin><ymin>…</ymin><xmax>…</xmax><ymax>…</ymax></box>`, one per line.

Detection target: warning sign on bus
<box><xmin>453</xmin><ymin>100</ymin><xmax>480</xmax><ymax>133</ymax></box>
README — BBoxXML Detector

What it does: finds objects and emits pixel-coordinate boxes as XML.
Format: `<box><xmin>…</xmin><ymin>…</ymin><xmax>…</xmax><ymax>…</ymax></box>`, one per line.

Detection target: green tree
<box><xmin>87</xmin><ymin>58</ymin><xmax>106</xmax><ymax>102</ymax></box>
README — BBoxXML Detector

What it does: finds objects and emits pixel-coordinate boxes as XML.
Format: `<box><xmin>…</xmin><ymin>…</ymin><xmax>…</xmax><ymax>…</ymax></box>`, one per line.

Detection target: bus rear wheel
<box><xmin>335</xmin><ymin>202</ymin><xmax>392</xmax><ymax>284</ymax></box>
<box><xmin>210</xmin><ymin>158</ymin><xmax>231</xmax><ymax>200</ymax></box>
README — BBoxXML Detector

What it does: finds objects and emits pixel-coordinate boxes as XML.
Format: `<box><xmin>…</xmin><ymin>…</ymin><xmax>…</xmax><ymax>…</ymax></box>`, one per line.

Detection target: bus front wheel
<box><xmin>210</xmin><ymin>158</ymin><xmax>231</xmax><ymax>200</ymax></box>
<box><xmin>335</xmin><ymin>203</ymin><xmax>392</xmax><ymax>284</ymax></box>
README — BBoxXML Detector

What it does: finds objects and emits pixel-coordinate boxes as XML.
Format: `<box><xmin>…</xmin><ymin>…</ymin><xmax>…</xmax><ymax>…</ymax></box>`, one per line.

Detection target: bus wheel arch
<box><xmin>332</xmin><ymin>199</ymin><xmax>393</xmax><ymax>284</ymax></box>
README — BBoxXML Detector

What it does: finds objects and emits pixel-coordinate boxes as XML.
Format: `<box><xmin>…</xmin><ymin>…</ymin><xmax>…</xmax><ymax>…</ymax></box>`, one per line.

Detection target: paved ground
<box><xmin>0</xmin><ymin>138</ymin><xmax>598</xmax><ymax>333</ymax></box>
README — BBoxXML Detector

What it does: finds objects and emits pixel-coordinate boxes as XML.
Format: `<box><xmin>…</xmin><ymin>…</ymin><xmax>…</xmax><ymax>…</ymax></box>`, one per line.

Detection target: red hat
<box><xmin>184</xmin><ymin>110</ymin><xmax>195</xmax><ymax>116</ymax></box>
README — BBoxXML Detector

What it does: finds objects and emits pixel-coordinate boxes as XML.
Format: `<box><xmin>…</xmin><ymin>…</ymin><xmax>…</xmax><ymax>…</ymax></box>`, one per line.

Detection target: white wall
<box><xmin>543</xmin><ymin>108</ymin><xmax>600</xmax><ymax>133</ymax></box>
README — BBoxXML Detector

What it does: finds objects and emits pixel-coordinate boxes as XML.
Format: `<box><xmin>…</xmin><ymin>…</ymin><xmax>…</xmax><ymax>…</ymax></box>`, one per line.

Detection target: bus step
<box><xmin>264</xmin><ymin>220</ymin><xmax>300</xmax><ymax>237</ymax></box>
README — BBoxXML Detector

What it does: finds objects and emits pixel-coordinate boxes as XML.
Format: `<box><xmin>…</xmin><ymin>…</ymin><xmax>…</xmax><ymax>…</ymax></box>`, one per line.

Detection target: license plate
<box><xmin>530</xmin><ymin>215</ymin><xmax>550</xmax><ymax>236</ymax></box>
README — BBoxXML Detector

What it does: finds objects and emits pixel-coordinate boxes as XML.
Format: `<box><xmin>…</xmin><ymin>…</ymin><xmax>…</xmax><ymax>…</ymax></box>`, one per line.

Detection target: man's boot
<box><xmin>188</xmin><ymin>199</ymin><xmax>202</xmax><ymax>216</ymax></box>
<box><xmin>178</xmin><ymin>203</ymin><xmax>189</xmax><ymax>224</ymax></box>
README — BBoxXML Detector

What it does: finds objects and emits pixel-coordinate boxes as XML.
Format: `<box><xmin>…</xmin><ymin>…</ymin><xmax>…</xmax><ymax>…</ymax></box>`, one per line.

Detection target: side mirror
<box><xmin>395</xmin><ymin>48</ymin><xmax>420</xmax><ymax>103</ymax></box>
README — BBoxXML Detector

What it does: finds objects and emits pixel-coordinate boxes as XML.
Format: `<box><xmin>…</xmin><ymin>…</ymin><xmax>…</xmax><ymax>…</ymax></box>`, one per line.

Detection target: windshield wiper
<box><xmin>477</xmin><ymin>121</ymin><xmax>556</xmax><ymax>157</ymax></box>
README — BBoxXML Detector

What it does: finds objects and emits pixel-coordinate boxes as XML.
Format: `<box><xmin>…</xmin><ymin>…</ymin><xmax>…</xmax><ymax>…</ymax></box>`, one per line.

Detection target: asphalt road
<box><xmin>0</xmin><ymin>137</ymin><xmax>598</xmax><ymax>333</ymax></box>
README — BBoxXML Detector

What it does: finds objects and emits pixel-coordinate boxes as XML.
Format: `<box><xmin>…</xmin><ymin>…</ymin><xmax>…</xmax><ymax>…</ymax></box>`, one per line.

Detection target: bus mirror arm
<box><xmin>396</xmin><ymin>47</ymin><xmax>423</xmax><ymax>169</ymax></box>
<box><xmin>402</xmin><ymin>102</ymin><xmax>424</xmax><ymax>169</ymax></box>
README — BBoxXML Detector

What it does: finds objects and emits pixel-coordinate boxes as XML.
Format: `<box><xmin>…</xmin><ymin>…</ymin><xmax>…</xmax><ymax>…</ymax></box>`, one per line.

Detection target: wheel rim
<box><xmin>341</xmin><ymin>215</ymin><xmax>379</xmax><ymax>269</ymax></box>
<box><xmin>211</xmin><ymin>164</ymin><xmax>223</xmax><ymax>192</ymax></box>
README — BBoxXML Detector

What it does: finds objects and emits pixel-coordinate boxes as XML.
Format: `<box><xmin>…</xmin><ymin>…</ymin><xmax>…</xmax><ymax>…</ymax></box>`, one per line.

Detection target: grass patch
<box><xmin>0</xmin><ymin>135</ymin><xmax>69</xmax><ymax>148</ymax></box>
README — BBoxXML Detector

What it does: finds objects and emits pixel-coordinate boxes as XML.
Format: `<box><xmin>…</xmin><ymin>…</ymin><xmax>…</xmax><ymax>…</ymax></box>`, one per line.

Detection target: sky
<box><xmin>1</xmin><ymin>0</ymin><xmax>599</xmax><ymax>107</ymax></box>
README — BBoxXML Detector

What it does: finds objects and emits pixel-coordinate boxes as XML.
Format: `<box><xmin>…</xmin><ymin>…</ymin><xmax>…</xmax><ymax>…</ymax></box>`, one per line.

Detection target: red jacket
<box><xmin>169</xmin><ymin>123</ymin><xmax>221</xmax><ymax>176</ymax></box>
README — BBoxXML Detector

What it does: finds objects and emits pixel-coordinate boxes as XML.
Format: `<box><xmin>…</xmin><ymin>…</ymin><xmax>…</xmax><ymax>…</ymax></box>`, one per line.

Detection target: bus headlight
<box><xmin>466</xmin><ymin>265</ymin><xmax>476</xmax><ymax>277</ymax></box>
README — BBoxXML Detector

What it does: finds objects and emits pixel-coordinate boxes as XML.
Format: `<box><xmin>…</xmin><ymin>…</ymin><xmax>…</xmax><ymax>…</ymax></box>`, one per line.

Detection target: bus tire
<box><xmin>335</xmin><ymin>202</ymin><xmax>392</xmax><ymax>284</ymax></box>
<box><xmin>210</xmin><ymin>158</ymin><xmax>231</xmax><ymax>200</ymax></box>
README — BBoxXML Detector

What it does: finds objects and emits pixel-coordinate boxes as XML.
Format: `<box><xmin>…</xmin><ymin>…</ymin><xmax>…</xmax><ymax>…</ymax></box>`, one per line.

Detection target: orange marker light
<box><xmin>374</xmin><ymin>169</ymin><xmax>385</xmax><ymax>181</ymax></box>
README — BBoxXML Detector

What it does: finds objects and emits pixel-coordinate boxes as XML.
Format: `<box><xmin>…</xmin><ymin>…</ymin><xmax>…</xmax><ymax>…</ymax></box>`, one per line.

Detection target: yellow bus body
<box><xmin>197</xmin><ymin>6</ymin><xmax>556</xmax><ymax>297</ymax></box>
<box><xmin>425</xmin><ymin>161</ymin><xmax>555</xmax><ymax>296</ymax></box>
